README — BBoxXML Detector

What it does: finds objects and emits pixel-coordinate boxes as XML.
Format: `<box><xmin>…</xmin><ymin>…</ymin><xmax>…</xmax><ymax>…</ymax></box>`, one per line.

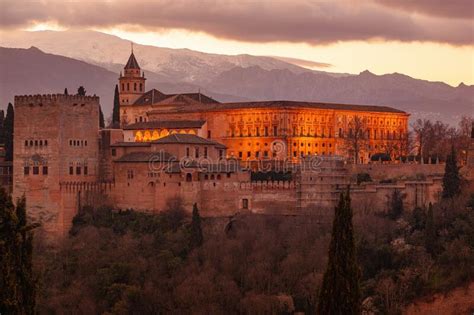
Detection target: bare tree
<box><xmin>344</xmin><ymin>116</ymin><xmax>368</xmax><ymax>164</ymax></box>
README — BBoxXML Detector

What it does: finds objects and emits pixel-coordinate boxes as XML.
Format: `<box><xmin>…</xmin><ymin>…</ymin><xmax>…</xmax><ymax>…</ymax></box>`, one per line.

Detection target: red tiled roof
<box><xmin>149</xmin><ymin>100</ymin><xmax>407</xmax><ymax>114</ymax></box>
<box><xmin>152</xmin><ymin>134</ymin><xmax>226</xmax><ymax>148</ymax></box>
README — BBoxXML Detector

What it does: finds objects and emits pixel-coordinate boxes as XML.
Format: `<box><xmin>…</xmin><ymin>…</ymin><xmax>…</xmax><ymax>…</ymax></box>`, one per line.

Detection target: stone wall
<box><xmin>13</xmin><ymin>94</ymin><xmax>100</xmax><ymax>236</ymax></box>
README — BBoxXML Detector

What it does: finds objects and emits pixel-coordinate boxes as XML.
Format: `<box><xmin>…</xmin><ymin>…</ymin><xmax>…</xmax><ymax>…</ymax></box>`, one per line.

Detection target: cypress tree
<box><xmin>0</xmin><ymin>189</ymin><xmax>38</xmax><ymax>314</ymax></box>
<box><xmin>64</xmin><ymin>88</ymin><xmax>68</xmax><ymax>95</ymax></box>
<box><xmin>112</xmin><ymin>84</ymin><xmax>120</xmax><ymax>128</ymax></box>
<box><xmin>0</xmin><ymin>109</ymin><xmax>5</xmax><ymax>144</ymax></box>
<box><xmin>388</xmin><ymin>189</ymin><xmax>404</xmax><ymax>220</ymax></box>
<box><xmin>442</xmin><ymin>145</ymin><xmax>461</xmax><ymax>199</ymax></box>
<box><xmin>424</xmin><ymin>203</ymin><xmax>436</xmax><ymax>256</ymax></box>
<box><xmin>77</xmin><ymin>86</ymin><xmax>86</xmax><ymax>96</ymax></box>
<box><xmin>318</xmin><ymin>189</ymin><xmax>360</xmax><ymax>315</ymax></box>
<box><xmin>99</xmin><ymin>106</ymin><xmax>105</xmax><ymax>129</ymax></box>
<box><xmin>190</xmin><ymin>203</ymin><xmax>203</xmax><ymax>247</ymax></box>
<box><xmin>4</xmin><ymin>103</ymin><xmax>14</xmax><ymax>161</ymax></box>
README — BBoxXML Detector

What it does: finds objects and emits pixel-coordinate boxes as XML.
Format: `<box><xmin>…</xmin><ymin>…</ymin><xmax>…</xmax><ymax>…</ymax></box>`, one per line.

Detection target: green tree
<box><xmin>190</xmin><ymin>203</ymin><xmax>203</xmax><ymax>248</ymax></box>
<box><xmin>388</xmin><ymin>189</ymin><xmax>404</xmax><ymax>220</ymax></box>
<box><xmin>442</xmin><ymin>145</ymin><xmax>461</xmax><ymax>199</ymax></box>
<box><xmin>77</xmin><ymin>86</ymin><xmax>86</xmax><ymax>96</ymax></box>
<box><xmin>424</xmin><ymin>203</ymin><xmax>436</xmax><ymax>256</ymax></box>
<box><xmin>0</xmin><ymin>189</ymin><xmax>38</xmax><ymax>314</ymax></box>
<box><xmin>64</xmin><ymin>88</ymin><xmax>68</xmax><ymax>95</ymax></box>
<box><xmin>99</xmin><ymin>106</ymin><xmax>105</xmax><ymax>129</ymax></box>
<box><xmin>318</xmin><ymin>189</ymin><xmax>361</xmax><ymax>315</ymax></box>
<box><xmin>112</xmin><ymin>84</ymin><xmax>120</xmax><ymax>128</ymax></box>
<box><xmin>4</xmin><ymin>103</ymin><xmax>14</xmax><ymax>161</ymax></box>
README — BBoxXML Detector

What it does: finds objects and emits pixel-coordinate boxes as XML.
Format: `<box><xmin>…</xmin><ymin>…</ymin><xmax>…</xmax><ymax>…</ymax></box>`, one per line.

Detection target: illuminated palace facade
<box><xmin>119</xmin><ymin>51</ymin><xmax>409</xmax><ymax>164</ymax></box>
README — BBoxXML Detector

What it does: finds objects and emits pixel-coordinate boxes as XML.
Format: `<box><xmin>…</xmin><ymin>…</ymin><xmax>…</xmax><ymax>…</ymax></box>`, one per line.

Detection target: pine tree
<box><xmin>190</xmin><ymin>203</ymin><xmax>203</xmax><ymax>247</ymax></box>
<box><xmin>99</xmin><ymin>106</ymin><xmax>105</xmax><ymax>129</ymax></box>
<box><xmin>77</xmin><ymin>86</ymin><xmax>86</xmax><ymax>96</ymax></box>
<box><xmin>442</xmin><ymin>145</ymin><xmax>461</xmax><ymax>199</ymax></box>
<box><xmin>4</xmin><ymin>103</ymin><xmax>14</xmax><ymax>161</ymax></box>
<box><xmin>64</xmin><ymin>88</ymin><xmax>68</xmax><ymax>95</ymax></box>
<box><xmin>112</xmin><ymin>84</ymin><xmax>120</xmax><ymax>128</ymax></box>
<box><xmin>318</xmin><ymin>189</ymin><xmax>361</xmax><ymax>315</ymax></box>
<box><xmin>0</xmin><ymin>189</ymin><xmax>38</xmax><ymax>314</ymax></box>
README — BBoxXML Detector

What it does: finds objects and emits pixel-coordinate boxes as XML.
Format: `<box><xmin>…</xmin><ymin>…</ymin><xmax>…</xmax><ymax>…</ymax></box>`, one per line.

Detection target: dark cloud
<box><xmin>374</xmin><ymin>0</ymin><xmax>473</xmax><ymax>20</ymax></box>
<box><xmin>0</xmin><ymin>0</ymin><xmax>472</xmax><ymax>46</ymax></box>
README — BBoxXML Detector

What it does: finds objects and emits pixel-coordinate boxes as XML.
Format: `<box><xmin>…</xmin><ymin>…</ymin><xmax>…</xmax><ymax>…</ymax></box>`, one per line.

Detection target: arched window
<box><xmin>134</xmin><ymin>83</ymin><xmax>137</xmax><ymax>91</ymax></box>
<box><xmin>121</xmin><ymin>83</ymin><xmax>124</xmax><ymax>91</ymax></box>
<box><xmin>127</xmin><ymin>83</ymin><xmax>130</xmax><ymax>91</ymax></box>
<box><xmin>139</xmin><ymin>83</ymin><xmax>143</xmax><ymax>91</ymax></box>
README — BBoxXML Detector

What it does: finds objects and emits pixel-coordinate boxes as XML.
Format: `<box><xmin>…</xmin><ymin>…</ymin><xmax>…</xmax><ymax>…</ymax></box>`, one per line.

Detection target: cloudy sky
<box><xmin>2</xmin><ymin>0</ymin><xmax>473</xmax><ymax>85</ymax></box>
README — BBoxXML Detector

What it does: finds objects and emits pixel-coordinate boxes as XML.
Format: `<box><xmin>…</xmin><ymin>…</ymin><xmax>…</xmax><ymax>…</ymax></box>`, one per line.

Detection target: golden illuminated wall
<box><xmin>144</xmin><ymin>105</ymin><xmax>409</xmax><ymax>162</ymax></box>
<box><xmin>132</xmin><ymin>128</ymin><xmax>197</xmax><ymax>142</ymax></box>
<box><xmin>199</xmin><ymin>108</ymin><xmax>409</xmax><ymax>162</ymax></box>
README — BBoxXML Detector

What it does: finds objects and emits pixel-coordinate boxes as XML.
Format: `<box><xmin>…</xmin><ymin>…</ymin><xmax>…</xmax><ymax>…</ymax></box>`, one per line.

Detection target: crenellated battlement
<box><xmin>14</xmin><ymin>94</ymin><xmax>100</xmax><ymax>107</ymax></box>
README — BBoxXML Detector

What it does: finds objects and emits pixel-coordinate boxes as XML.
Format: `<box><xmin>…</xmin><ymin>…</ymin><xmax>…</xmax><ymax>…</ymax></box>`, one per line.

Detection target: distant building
<box><xmin>13</xmin><ymin>50</ymin><xmax>448</xmax><ymax>238</ymax></box>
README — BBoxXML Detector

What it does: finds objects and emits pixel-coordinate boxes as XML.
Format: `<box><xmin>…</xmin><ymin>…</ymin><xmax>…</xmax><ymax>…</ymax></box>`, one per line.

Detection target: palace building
<box><xmin>119</xmin><ymin>51</ymin><xmax>409</xmax><ymax>164</ymax></box>
<box><xmin>14</xmin><ymin>50</ymin><xmax>447</xmax><ymax>238</ymax></box>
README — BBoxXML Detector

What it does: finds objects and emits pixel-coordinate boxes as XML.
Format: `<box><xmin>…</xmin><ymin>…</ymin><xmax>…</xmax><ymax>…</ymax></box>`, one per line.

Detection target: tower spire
<box><xmin>131</xmin><ymin>42</ymin><xmax>133</xmax><ymax>53</ymax></box>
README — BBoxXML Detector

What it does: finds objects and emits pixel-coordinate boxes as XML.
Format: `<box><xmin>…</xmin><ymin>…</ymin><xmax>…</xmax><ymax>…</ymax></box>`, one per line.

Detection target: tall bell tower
<box><xmin>118</xmin><ymin>43</ymin><xmax>146</xmax><ymax>106</ymax></box>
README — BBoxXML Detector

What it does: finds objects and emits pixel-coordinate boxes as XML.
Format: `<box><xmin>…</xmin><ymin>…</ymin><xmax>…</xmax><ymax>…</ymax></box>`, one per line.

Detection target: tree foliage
<box><xmin>318</xmin><ymin>189</ymin><xmax>361</xmax><ymax>314</ymax></box>
<box><xmin>190</xmin><ymin>203</ymin><xmax>203</xmax><ymax>248</ymax></box>
<box><xmin>442</xmin><ymin>145</ymin><xmax>461</xmax><ymax>199</ymax></box>
<box><xmin>112</xmin><ymin>84</ymin><xmax>120</xmax><ymax>128</ymax></box>
<box><xmin>0</xmin><ymin>189</ymin><xmax>37</xmax><ymax>314</ymax></box>
<box><xmin>77</xmin><ymin>86</ymin><xmax>86</xmax><ymax>96</ymax></box>
<box><xmin>388</xmin><ymin>189</ymin><xmax>404</xmax><ymax>220</ymax></box>
<box><xmin>4</xmin><ymin>103</ymin><xmax>14</xmax><ymax>161</ymax></box>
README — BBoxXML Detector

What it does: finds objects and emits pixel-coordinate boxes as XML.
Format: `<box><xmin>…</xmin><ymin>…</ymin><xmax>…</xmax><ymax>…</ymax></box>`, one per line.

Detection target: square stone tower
<box><xmin>13</xmin><ymin>94</ymin><xmax>100</xmax><ymax>236</ymax></box>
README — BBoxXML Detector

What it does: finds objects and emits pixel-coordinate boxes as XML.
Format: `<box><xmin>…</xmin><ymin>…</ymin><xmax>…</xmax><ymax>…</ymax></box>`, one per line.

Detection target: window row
<box><xmin>293</xmin><ymin>151</ymin><xmax>333</xmax><ymax>158</ymax></box>
<box><xmin>24</xmin><ymin>139</ymin><xmax>48</xmax><ymax>147</ymax></box>
<box><xmin>24</xmin><ymin>166</ymin><xmax>48</xmax><ymax>175</ymax></box>
<box><xmin>293</xmin><ymin>142</ymin><xmax>332</xmax><ymax>148</ymax></box>
<box><xmin>121</xmin><ymin>82</ymin><xmax>143</xmax><ymax>93</ymax></box>
<box><xmin>69</xmin><ymin>165</ymin><xmax>88</xmax><ymax>175</ymax></box>
<box><xmin>69</xmin><ymin>139</ymin><xmax>88</xmax><ymax>147</ymax></box>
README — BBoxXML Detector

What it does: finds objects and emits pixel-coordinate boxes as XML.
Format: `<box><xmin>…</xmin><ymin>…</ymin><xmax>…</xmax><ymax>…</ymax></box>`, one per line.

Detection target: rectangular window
<box><xmin>255</xmin><ymin>151</ymin><xmax>260</xmax><ymax>158</ymax></box>
<box><xmin>238</xmin><ymin>151</ymin><xmax>243</xmax><ymax>158</ymax></box>
<box><xmin>76</xmin><ymin>167</ymin><xmax>81</xmax><ymax>175</ymax></box>
<box><xmin>186</xmin><ymin>147</ymin><xmax>190</xmax><ymax>157</ymax></box>
<box><xmin>195</xmin><ymin>147</ymin><xmax>200</xmax><ymax>158</ymax></box>
<box><xmin>273</xmin><ymin>126</ymin><xmax>278</xmax><ymax>136</ymax></box>
<box><xmin>242</xmin><ymin>198</ymin><xmax>249</xmax><ymax>209</ymax></box>
<box><xmin>111</xmin><ymin>149</ymin><xmax>116</xmax><ymax>156</ymax></box>
<box><xmin>264</xmin><ymin>151</ymin><xmax>268</xmax><ymax>157</ymax></box>
<box><xmin>204</xmin><ymin>147</ymin><xmax>208</xmax><ymax>158</ymax></box>
<box><xmin>207</xmin><ymin>130</ymin><xmax>211</xmax><ymax>138</ymax></box>
<box><xmin>247</xmin><ymin>151</ymin><xmax>251</xmax><ymax>158</ymax></box>
<box><xmin>219</xmin><ymin>150</ymin><xmax>224</xmax><ymax>158</ymax></box>
<box><xmin>24</xmin><ymin>166</ymin><xmax>30</xmax><ymax>175</ymax></box>
<box><xmin>69</xmin><ymin>166</ymin><xmax>74</xmax><ymax>175</ymax></box>
<box><xmin>84</xmin><ymin>166</ymin><xmax>88</xmax><ymax>175</ymax></box>
<box><xmin>33</xmin><ymin>166</ymin><xmax>39</xmax><ymax>175</ymax></box>
<box><xmin>42</xmin><ymin>166</ymin><xmax>48</xmax><ymax>175</ymax></box>
<box><xmin>265</xmin><ymin>126</ymin><xmax>269</xmax><ymax>136</ymax></box>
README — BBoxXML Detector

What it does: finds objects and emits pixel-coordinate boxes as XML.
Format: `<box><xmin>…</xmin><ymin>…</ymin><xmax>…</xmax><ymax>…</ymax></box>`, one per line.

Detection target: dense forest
<box><xmin>27</xmin><ymin>190</ymin><xmax>474</xmax><ymax>314</ymax></box>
